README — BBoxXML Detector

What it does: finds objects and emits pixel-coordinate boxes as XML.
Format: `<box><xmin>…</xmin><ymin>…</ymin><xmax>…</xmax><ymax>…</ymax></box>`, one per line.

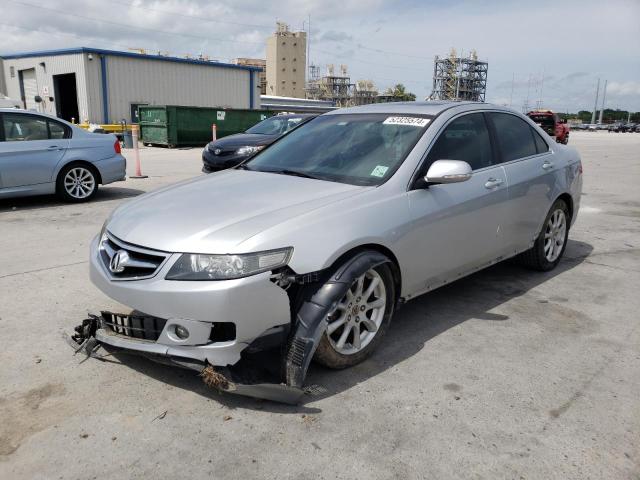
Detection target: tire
<box><xmin>312</xmin><ymin>262</ymin><xmax>395</xmax><ymax>369</ymax></box>
<box><xmin>518</xmin><ymin>199</ymin><xmax>569</xmax><ymax>271</ymax></box>
<box><xmin>56</xmin><ymin>163</ymin><xmax>99</xmax><ymax>202</ymax></box>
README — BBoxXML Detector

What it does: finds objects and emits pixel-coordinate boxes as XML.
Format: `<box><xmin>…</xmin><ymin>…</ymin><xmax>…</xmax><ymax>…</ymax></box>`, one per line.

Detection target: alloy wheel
<box><xmin>544</xmin><ymin>209</ymin><xmax>566</xmax><ymax>262</ymax></box>
<box><xmin>326</xmin><ymin>268</ymin><xmax>387</xmax><ymax>355</ymax></box>
<box><xmin>64</xmin><ymin>167</ymin><xmax>96</xmax><ymax>199</ymax></box>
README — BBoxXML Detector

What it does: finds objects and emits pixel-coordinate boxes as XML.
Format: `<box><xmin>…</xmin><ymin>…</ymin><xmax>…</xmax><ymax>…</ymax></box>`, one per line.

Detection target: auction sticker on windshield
<box><xmin>370</xmin><ymin>165</ymin><xmax>389</xmax><ymax>177</ymax></box>
<box><xmin>383</xmin><ymin>116</ymin><xmax>430</xmax><ymax>127</ymax></box>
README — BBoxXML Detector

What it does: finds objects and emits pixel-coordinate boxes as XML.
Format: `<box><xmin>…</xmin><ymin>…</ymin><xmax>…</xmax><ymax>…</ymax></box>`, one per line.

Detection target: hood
<box><xmin>107</xmin><ymin>170</ymin><xmax>366</xmax><ymax>253</ymax></box>
<box><xmin>209</xmin><ymin>133</ymin><xmax>277</xmax><ymax>150</ymax></box>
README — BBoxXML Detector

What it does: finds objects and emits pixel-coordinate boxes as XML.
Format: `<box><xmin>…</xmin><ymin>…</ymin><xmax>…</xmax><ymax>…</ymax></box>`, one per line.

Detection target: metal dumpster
<box><xmin>139</xmin><ymin>106</ymin><xmax>275</xmax><ymax>147</ymax></box>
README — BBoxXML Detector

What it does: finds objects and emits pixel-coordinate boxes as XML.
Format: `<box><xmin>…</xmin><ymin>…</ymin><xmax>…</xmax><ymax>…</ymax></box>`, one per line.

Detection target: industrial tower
<box><xmin>430</xmin><ymin>49</ymin><xmax>488</xmax><ymax>102</ymax></box>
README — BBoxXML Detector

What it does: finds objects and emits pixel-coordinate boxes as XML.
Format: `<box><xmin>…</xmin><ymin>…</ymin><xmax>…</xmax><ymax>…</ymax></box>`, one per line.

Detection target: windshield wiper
<box><xmin>272</xmin><ymin>169</ymin><xmax>324</xmax><ymax>180</ymax></box>
<box><xmin>235</xmin><ymin>164</ymin><xmax>253</xmax><ymax>170</ymax></box>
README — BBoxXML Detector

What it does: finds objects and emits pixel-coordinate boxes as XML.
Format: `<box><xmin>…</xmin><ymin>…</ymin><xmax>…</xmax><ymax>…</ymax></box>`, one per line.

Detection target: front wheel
<box><xmin>518</xmin><ymin>199</ymin><xmax>569</xmax><ymax>271</ymax></box>
<box><xmin>313</xmin><ymin>263</ymin><xmax>395</xmax><ymax>369</ymax></box>
<box><xmin>56</xmin><ymin>164</ymin><xmax>98</xmax><ymax>202</ymax></box>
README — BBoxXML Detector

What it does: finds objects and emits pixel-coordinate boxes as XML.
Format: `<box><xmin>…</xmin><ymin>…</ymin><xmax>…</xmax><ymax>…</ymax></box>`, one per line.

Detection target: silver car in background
<box><xmin>84</xmin><ymin>101</ymin><xmax>582</xmax><ymax>401</ymax></box>
<box><xmin>0</xmin><ymin>108</ymin><xmax>126</xmax><ymax>202</ymax></box>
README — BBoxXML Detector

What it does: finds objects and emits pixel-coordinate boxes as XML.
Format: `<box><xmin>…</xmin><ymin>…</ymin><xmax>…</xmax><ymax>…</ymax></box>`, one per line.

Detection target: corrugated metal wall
<box><xmin>103</xmin><ymin>55</ymin><xmax>259</xmax><ymax>123</ymax></box>
<box><xmin>0</xmin><ymin>59</ymin><xmax>7</xmax><ymax>96</ymax></box>
<box><xmin>0</xmin><ymin>51</ymin><xmax>261</xmax><ymax>123</ymax></box>
<box><xmin>0</xmin><ymin>53</ymin><xmax>90</xmax><ymax>120</ymax></box>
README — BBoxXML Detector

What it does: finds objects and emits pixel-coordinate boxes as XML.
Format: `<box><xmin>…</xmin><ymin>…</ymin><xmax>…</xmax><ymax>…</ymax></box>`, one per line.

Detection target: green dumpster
<box><xmin>139</xmin><ymin>106</ymin><xmax>275</xmax><ymax>147</ymax></box>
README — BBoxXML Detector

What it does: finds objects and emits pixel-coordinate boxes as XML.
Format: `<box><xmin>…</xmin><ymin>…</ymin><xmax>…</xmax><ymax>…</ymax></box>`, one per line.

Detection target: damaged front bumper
<box><xmin>86</xmin><ymin>235</ymin><xmax>309</xmax><ymax>403</ymax></box>
<box><xmin>70</xmin><ymin>312</ymin><xmax>306</xmax><ymax>404</ymax></box>
<box><xmin>89</xmin><ymin>234</ymin><xmax>292</xmax><ymax>368</ymax></box>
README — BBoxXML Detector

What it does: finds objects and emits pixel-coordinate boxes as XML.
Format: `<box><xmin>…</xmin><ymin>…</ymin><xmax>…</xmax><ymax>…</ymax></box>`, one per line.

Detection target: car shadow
<box><xmin>0</xmin><ymin>186</ymin><xmax>144</xmax><ymax>212</ymax></box>
<box><xmin>93</xmin><ymin>239</ymin><xmax>593</xmax><ymax>413</ymax></box>
<box><xmin>303</xmin><ymin>239</ymin><xmax>594</xmax><ymax>403</ymax></box>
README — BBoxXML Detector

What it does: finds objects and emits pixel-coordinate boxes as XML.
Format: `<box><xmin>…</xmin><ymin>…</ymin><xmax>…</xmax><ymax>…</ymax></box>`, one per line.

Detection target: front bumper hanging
<box><xmin>67</xmin><ymin>312</ymin><xmax>306</xmax><ymax>404</ymax></box>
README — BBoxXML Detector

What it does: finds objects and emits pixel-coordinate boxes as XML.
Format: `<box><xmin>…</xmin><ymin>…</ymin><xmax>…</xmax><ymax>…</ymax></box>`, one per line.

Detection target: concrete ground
<box><xmin>0</xmin><ymin>132</ymin><xmax>638</xmax><ymax>479</ymax></box>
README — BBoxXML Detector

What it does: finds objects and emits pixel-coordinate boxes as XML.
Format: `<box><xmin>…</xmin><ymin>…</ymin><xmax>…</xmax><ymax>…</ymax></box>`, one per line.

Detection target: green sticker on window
<box><xmin>371</xmin><ymin>165</ymin><xmax>389</xmax><ymax>177</ymax></box>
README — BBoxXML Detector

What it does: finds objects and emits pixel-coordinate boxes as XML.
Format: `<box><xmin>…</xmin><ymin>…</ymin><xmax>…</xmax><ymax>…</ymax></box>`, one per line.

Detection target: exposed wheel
<box><xmin>313</xmin><ymin>263</ymin><xmax>395</xmax><ymax>369</ymax></box>
<box><xmin>518</xmin><ymin>199</ymin><xmax>569</xmax><ymax>271</ymax></box>
<box><xmin>56</xmin><ymin>164</ymin><xmax>98</xmax><ymax>202</ymax></box>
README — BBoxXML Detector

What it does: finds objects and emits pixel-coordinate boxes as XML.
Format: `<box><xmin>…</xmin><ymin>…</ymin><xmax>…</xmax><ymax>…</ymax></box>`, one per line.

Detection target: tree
<box><xmin>384</xmin><ymin>83</ymin><xmax>416</xmax><ymax>101</ymax></box>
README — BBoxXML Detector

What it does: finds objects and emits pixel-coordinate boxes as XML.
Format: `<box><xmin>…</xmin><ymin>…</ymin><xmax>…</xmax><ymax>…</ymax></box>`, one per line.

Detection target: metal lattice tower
<box><xmin>305</xmin><ymin>64</ymin><xmax>355</xmax><ymax>107</ymax></box>
<box><xmin>430</xmin><ymin>49</ymin><xmax>488</xmax><ymax>102</ymax></box>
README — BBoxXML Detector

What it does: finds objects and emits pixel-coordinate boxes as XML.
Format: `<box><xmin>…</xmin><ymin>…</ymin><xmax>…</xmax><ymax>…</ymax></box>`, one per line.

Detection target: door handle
<box><xmin>47</xmin><ymin>145</ymin><xmax>62</xmax><ymax>150</ymax></box>
<box><xmin>542</xmin><ymin>161</ymin><xmax>554</xmax><ymax>170</ymax></box>
<box><xmin>484</xmin><ymin>178</ymin><xmax>504</xmax><ymax>189</ymax></box>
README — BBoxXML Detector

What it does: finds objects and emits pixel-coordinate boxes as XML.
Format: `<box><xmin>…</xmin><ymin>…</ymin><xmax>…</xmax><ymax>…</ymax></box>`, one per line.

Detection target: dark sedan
<box><xmin>202</xmin><ymin>113</ymin><xmax>315</xmax><ymax>173</ymax></box>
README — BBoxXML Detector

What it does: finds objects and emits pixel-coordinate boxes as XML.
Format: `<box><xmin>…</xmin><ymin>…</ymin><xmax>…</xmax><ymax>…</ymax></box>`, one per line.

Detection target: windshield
<box><xmin>246</xmin><ymin>116</ymin><xmax>306</xmax><ymax>135</ymax></box>
<box><xmin>245</xmin><ymin>113</ymin><xmax>432</xmax><ymax>186</ymax></box>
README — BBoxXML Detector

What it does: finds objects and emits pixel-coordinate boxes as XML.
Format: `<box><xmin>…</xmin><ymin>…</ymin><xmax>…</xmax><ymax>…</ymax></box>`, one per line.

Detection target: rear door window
<box><xmin>489</xmin><ymin>113</ymin><xmax>538</xmax><ymax>162</ymax></box>
<box><xmin>48</xmin><ymin>120</ymin><xmax>68</xmax><ymax>139</ymax></box>
<box><xmin>423</xmin><ymin>113</ymin><xmax>493</xmax><ymax>171</ymax></box>
<box><xmin>531</xmin><ymin>127</ymin><xmax>549</xmax><ymax>154</ymax></box>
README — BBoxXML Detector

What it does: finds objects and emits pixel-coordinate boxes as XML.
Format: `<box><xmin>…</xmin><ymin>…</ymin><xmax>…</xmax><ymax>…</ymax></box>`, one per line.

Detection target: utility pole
<box><xmin>307</xmin><ymin>14</ymin><xmax>311</xmax><ymax>85</ymax></box>
<box><xmin>539</xmin><ymin>68</ymin><xmax>545</xmax><ymax>109</ymax></box>
<box><xmin>598</xmin><ymin>79</ymin><xmax>608</xmax><ymax>124</ymax></box>
<box><xmin>591</xmin><ymin>78</ymin><xmax>600</xmax><ymax>125</ymax></box>
<box><xmin>509</xmin><ymin>72</ymin><xmax>514</xmax><ymax>107</ymax></box>
<box><xmin>524</xmin><ymin>74</ymin><xmax>532</xmax><ymax>113</ymax></box>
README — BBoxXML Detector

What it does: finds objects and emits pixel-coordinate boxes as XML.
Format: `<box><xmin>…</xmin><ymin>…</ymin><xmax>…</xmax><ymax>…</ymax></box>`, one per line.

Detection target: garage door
<box><xmin>21</xmin><ymin>68</ymin><xmax>38</xmax><ymax>110</ymax></box>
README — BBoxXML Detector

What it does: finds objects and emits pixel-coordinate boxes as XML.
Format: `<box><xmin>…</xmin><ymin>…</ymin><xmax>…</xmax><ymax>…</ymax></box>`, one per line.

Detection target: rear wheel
<box><xmin>56</xmin><ymin>164</ymin><xmax>98</xmax><ymax>202</ymax></box>
<box><xmin>518</xmin><ymin>199</ymin><xmax>569</xmax><ymax>271</ymax></box>
<box><xmin>313</xmin><ymin>263</ymin><xmax>395</xmax><ymax>369</ymax></box>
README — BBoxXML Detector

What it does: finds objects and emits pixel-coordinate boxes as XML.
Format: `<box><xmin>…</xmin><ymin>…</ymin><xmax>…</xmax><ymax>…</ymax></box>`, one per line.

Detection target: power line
<box><xmin>0</xmin><ymin>22</ymin><xmax>236</xmax><ymax>63</ymax></box>
<box><xmin>312</xmin><ymin>46</ymin><xmax>426</xmax><ymax>72</ymax></box>
<box><xmin>355</xmin><ymin>44</ymin><xmax>432</xmax><ymax>61</ymax></box>
<box><xmin>0</xmin><ymin>22</ymin><xmax>137</xmax><ymax>53</ymax></box>
<box><xmin>7</xmin><ymin>0</ymin><xmax>264</xmax><ymax>47</ymax></box>
<box><xmin>109</xmin><ymin>0</ymin><xmax>273</xmax><ymax>30</ymax></box>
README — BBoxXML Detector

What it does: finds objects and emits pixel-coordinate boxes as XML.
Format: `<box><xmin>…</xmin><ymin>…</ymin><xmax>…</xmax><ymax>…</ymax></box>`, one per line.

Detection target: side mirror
<box><xmin>424</xmin><ymin>159</ymin><xmax>472</xmax><ymax>185</ymax></box>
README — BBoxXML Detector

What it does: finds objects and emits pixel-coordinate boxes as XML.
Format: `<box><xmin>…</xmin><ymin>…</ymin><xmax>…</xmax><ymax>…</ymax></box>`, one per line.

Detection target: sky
<box><xmin>1</xmin><ymin>0</ymin><xmax>639</xmax><ymax>113</ymax></box>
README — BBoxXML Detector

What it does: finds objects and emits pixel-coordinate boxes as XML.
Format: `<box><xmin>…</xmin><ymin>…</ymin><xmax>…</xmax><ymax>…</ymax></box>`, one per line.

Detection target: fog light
<box><xmin>174</xmin><ymin>325</ymin><xmax>189</xmax><ymax>340</ymax></box>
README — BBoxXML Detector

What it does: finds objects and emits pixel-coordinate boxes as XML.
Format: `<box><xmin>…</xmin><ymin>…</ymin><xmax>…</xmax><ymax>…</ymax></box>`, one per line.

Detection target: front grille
<box><xmin>99</xmin><ymin>233</ymin><xmax>169</xmax><ymax>280</ymax></box>
<box><xmin>101</xmin><ymin>311</ymin><xmax>167</xmax><ymax>341</ymax></box>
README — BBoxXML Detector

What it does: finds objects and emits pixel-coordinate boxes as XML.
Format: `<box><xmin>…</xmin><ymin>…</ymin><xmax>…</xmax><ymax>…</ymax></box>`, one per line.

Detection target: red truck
<box><xmin>527</xmin><ymin>110</ymin><xmax>570</xmax><ymax>144</ymax></box>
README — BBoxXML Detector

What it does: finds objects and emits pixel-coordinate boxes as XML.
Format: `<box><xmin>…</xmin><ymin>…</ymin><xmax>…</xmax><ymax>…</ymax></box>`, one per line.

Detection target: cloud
<box><xmin>606</xmin><ymin>81</ymin><xmax>640</xmax><ymax>96</ymax></box>
<box><xmin>562</xmin><ymin>72</ymin><xmax>589</xmax><ymax>81</ymax></box>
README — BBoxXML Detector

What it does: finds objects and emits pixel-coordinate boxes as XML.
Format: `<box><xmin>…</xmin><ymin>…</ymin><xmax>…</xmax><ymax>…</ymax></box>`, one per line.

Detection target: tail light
<box><xmin>114</xmin><ymin>139</ymin><xmax>121</xmax><ymax>154</ymax></box>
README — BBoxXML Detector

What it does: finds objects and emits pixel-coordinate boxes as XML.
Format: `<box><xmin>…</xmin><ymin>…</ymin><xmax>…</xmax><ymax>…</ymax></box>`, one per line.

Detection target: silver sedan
<box><xmin>84</xmin><ymin>101</ymin><xmax>582</xmax><ymax>400</ymax></box>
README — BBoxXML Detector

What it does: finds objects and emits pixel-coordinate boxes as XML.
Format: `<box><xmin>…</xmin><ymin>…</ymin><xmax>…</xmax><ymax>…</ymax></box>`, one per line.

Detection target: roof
<box><xmin>326</xmin><ymin>101</ymin><xmax>484</xmax><ymax>116</ymax></box>
<box><xmin>0</xmin><ymin>47</ymin><xmax>262</xmax><ymax>72</ymax></box>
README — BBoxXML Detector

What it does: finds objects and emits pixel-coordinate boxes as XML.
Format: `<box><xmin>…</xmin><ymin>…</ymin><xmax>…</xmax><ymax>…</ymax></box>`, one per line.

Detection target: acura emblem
<box><xmin>214</xmin><ymin>148</ymin><xmax>222</xmax><ymax>155</ymax></box>
<box><xmin>109</xmin><ymin>250</ymin><xmax>130</xmax><ymax>273</ymax></box>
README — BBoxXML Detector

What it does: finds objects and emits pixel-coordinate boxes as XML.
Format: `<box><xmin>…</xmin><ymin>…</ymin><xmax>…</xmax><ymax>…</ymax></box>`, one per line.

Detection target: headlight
<box><xmin>236</xmin><ymin>145</ymin><xmax>264</xmax><ymax>156</ymax></box>
<box><xmin>166</xmin><ymin>247</ymin><xmax>293</xmax><ymax>280</ymax></box>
